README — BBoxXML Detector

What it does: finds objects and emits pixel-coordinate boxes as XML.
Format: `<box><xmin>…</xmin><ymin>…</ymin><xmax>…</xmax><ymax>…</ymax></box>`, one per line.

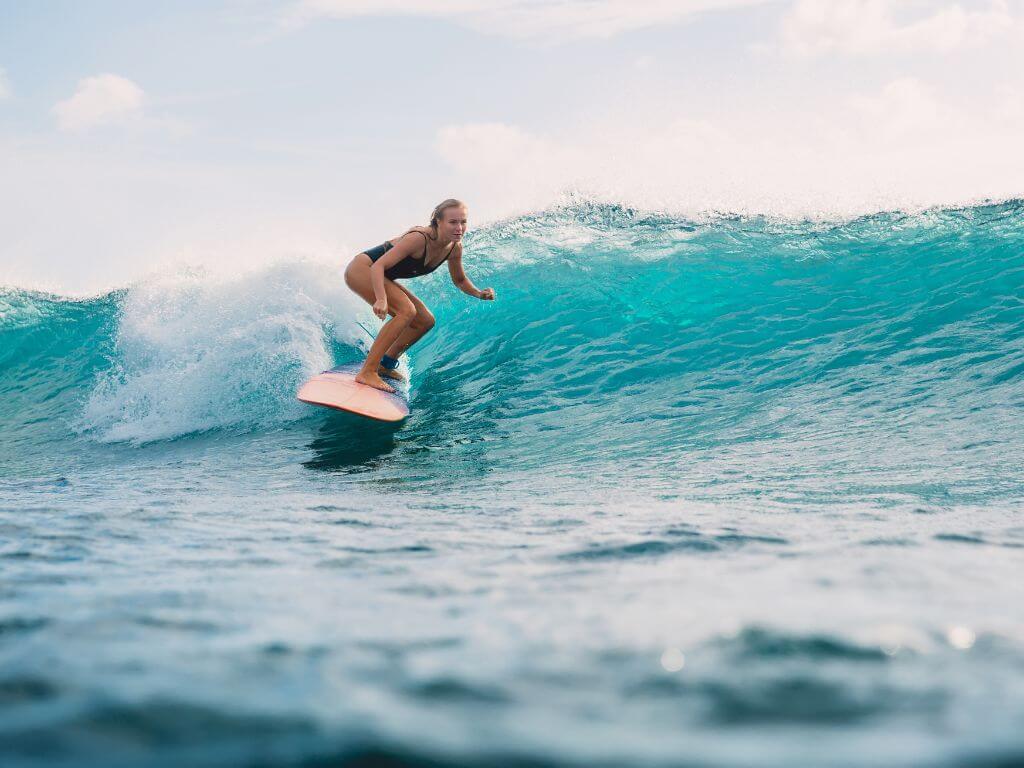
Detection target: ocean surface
<box><xmin>2</xmin><ymin>201</ymin><xmax>1024</xmax><ymax>767</ymax></box>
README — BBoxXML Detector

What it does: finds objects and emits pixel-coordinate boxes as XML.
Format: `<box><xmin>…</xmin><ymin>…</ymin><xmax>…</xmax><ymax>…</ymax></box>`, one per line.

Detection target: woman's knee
<box><xmin>412</xmin><ymin>310</ymin><xmax>435</xmax><ymax>332</ymax></box>
<box><xmin>392</xmin><ymin>300</ymin><xmax>418</xmax><ymax>324</ymax></box>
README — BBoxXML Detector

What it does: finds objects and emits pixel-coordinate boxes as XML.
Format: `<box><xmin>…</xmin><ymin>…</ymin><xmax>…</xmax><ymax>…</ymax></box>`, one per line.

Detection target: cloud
<box><xmin>993</xmin><ymin>83</ymin><xmax>1024</xmax><ymax>125</ymax></box>
<box><xmin>849</xmin><ymin>76</ymin><xmax>951</xmax><ymax>140</ymax></box>
<box><xmin>286</xmin><ymin>0</ymin><xmax>773</xmax><ymax>41</ymax></box>
<box><xmin>52</xmin><ymin>74</ymin><xmax>145</xmax><ymax>131</ymax></box>
<box><xmin>433</xmin><ymin>77</ymin><xmax>1024</xmax><ymax>220</ymax></box>
<box><xmin>0</xmin><ymin>68</ymin><xmax>10</xmax><ymax>100</ymax></box>
<box><xmin>437</xmin><ymin>122</ymin><xmax>577</xmax><ymax>192</ymax></box>
<box><xmin>780</xmin><ymin>0</ymin><xmax>1023</xmax><ymax>57</ymax></box>
<box><xmin>435</xmin><ymin>116</ymin><xmax>749</xmax><ymax>216</ymax></box>
<box><xmin>633</xmin><ymin>54</ymin><xmax>657</xmax><ymax>71</ymax></box>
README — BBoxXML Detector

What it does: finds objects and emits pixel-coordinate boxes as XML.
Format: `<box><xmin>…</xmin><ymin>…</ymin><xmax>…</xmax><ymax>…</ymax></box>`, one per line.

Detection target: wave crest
<box><xmin>2</xmin><ymin>202</ymin><xmax>1023</xmax><ymax>466</ymax></box>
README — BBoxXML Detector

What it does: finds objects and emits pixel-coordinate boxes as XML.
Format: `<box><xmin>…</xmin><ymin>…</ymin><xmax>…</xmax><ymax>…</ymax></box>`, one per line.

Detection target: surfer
<box><xmin>344</xmin><ymin>199</ymin><xmax>495</xmax><ymax>393</ymax></box>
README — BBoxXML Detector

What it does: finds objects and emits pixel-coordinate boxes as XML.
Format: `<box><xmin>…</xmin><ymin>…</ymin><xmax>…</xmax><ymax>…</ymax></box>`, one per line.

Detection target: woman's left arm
<box><xmin>448</xmin><ymin>246</ymin><xmax>495</xmax><ymax>300</ymax></box>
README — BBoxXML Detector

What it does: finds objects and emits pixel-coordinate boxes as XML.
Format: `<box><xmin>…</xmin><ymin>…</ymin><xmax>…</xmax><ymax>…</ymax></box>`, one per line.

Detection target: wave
<box><xmin>408</xmin><ymin>200</ymin><xmax>1024</xmax><ymax>483</ymax></box>
<box><xmin>2</xmin><ymin>201</ymin><xmax>1023</xmax><ymax>474</ymax></box>
<box><xmin>1</xmin><ymin>262</ymin><xmax>368</xmax><ymax>447</ymax></box>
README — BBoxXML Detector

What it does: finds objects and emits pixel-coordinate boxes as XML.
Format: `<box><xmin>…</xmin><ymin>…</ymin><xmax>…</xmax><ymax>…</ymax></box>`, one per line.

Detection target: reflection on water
<box><xmin>303</xmin><ymin>411</ymin><xmax>402</xmax><ymax>472</ymax></box>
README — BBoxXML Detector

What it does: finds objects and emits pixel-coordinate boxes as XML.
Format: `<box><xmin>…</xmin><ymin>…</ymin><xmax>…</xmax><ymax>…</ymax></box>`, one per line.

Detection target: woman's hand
<box><xmin>373</xmin><ymin>298</ymin><xmax>389</xmax><ymax>319</ymax></box>
<box><xmin>478</xmin><ymin>288</ymin><xmax>496</xmax><ymax>301</ymax></box>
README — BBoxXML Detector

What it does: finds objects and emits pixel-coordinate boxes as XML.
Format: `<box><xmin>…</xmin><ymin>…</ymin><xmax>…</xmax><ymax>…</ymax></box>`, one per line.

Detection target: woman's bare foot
<box><xmin>354</xmin><ymin>369</ymin><xmax>396</xmax><ymax>393</ymax></box>
<box><xmin>379</xmin><ymin>366</ymin><xmax>406</xmax><ymax>382</ymax></box>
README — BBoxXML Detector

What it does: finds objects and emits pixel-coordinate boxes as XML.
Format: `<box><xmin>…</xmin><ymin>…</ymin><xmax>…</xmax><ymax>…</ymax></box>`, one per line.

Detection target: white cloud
<box><xmin>0</xmin><ymin>68</ymin><xmax>10</xmax><ymax>100</ymax></box>
<box><xmin>781</xmin><ymin>0</ymin><xmax>1023</xmax><ymax>57</ymax></box>
<box><xmin>849</xmin><ymin>76</ymin><xmax>952</xmax><ymax>140</ymax></box>
<box><xmin>993</xmin><ymin>83</ymin><xmax>1024</xmax><ymax>125</ymax></box>
<box><xmin>52</xmin><ymin>74</ymin><xmax>145</xmax><ymax>131</ymax></box>
<box><xmin>436</xmin><ymin>116</ymin><xmax>750</xmax><ymax>216</ymax></box>
<box><xmin>0</xmin><ymin>134</ymin><xmax>354</xmax><ymax>294</ymax></box>
<box><xmin>437</xmin><ymin>122</ymin><xmax>577</xmax><ymax>191</ymax></box>
<box><xmin>633</xmin><ymin>54</ymin><xmax>657</xmax><ymax>71</ymax></box>
<box><xmin>434</xmin><ymin>78</ymin><xmax>1024</xmax><ymax>220</ymax></box>
<box><xmin>287</xmin><ymin>0</ymin><xmax>773</xmax><ymax>41</ymax></box>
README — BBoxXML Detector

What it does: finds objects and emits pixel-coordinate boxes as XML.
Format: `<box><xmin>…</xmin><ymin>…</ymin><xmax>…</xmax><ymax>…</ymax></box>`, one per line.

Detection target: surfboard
<box><xmin>297</xmin><ymin>363</ymin><xmax>409</xmax><ymax>422</ymax></box>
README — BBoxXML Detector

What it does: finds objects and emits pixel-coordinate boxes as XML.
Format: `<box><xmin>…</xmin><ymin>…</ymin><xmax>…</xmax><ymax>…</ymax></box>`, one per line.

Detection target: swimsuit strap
<box><xmin>415</xmin><ymin>230</ymin><xmax>429</xmax><ymax>261</ymax></box>
<box><xmin>394</xmin><ymin>229</ymin><xmax>427</xmax><ymax>261</ymax></box>
<box><xmin>440</xmin><ymin>238</ymin><xmax>456</xmax><ymax>265</ymax></box>
<box><xmin>406</xmin><ymin>229</ymin><xmax>455</xmax><ymax>270</ymax></box>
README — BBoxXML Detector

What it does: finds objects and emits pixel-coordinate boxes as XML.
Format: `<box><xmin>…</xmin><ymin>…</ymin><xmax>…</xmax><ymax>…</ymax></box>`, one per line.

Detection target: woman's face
<box><xmin>439</xmin><ymin>207</ymin><xmax>468</xmax><ymax>242</ymax></box>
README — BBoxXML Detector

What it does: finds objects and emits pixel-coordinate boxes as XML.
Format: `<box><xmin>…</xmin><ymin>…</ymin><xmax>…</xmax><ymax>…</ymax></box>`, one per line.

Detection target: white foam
<box><xmin>79</xmin><ymin>259</ymin><xmax>369</xmax><ymax>444</ymax></box>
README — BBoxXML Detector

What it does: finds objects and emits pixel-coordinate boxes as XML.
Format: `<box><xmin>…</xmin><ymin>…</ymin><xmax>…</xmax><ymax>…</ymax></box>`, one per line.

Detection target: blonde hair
<box><xmin>430</xmin><ymin>199</ymin><xmax>467</xmax><ymax>230</ymax></box>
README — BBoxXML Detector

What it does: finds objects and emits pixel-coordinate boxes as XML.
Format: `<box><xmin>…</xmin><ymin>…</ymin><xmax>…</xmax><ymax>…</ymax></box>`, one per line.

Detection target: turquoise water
<box><xmin>2</xmin><ymin>202</ymin><xmax>1024</xmax><ymax>766</ymax></box>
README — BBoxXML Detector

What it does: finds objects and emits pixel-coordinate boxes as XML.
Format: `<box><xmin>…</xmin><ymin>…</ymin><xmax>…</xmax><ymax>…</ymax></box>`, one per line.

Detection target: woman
<box><xmin>344</xmin><ymin>199</ymin><xmax>495</xmax><ymax>393</ymax></box>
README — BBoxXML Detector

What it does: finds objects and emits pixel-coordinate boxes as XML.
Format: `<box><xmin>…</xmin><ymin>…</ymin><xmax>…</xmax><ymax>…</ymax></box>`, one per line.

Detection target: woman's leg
<box><xmin>385</xmin><ymin>282</ymin><xmax>436</xmax><ymax>360</ymax></box>
<box><xmin>344</xmin><ymin>256</ymin><xmax>417</xmax><ymax>392</ymax></box>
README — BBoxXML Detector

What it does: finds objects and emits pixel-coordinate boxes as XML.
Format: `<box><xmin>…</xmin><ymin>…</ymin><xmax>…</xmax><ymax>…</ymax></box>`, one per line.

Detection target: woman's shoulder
<box><xmin>390</xmin><ymin>226</ymin><xmax>428</xmax><ymax>242</ymax></box>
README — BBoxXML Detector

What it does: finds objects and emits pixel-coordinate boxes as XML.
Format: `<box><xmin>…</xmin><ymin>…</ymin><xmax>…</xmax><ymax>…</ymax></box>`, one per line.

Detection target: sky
<box><xmin>2</xmin><ymin>0</ymin><xmax>1024</xmax><ymax>292</ymax></box>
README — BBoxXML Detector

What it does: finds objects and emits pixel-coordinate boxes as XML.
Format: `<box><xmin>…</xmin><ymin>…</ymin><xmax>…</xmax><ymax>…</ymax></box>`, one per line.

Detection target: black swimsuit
<box><xmin>363</xmin><ymin>231</ymin><xmax>455</xmax><ymax>281</ymax></box>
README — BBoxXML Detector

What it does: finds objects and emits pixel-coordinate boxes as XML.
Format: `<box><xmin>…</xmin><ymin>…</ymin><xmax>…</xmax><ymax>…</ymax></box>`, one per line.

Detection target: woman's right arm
<box><xmin>367</xmin><ymin>233</ymin><xmax>421</xmax><ymax>317</ymax></box>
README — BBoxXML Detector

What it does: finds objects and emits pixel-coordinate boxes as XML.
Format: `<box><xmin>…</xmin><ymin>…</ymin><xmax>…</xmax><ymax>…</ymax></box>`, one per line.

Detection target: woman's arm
<box><xmin>447</xmin><ymin>247</ymin><xmax>495</xmax><ymax>300</ymax></box>
<box><xmin>367</xmin><ymin>233</ymin><xmax>423</xmax><ymax>316</ymax></box>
